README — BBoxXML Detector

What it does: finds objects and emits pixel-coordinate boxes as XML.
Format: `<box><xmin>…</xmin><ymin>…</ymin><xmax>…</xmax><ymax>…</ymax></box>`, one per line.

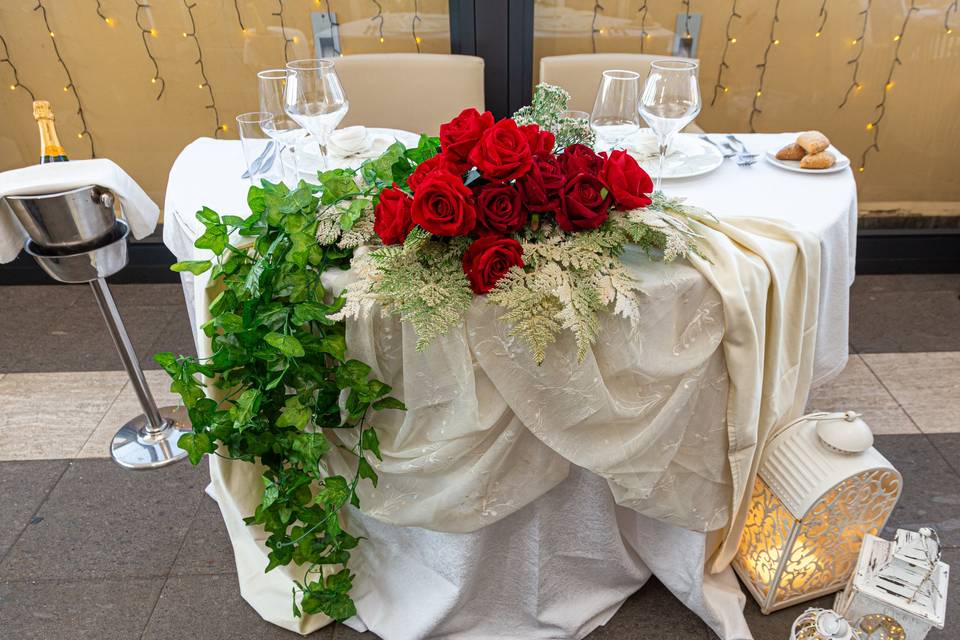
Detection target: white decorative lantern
<box><xmin>791</xmin><ymin>608</ymin><xmax>864</xmax><ymax>640</ymax></box>
<box><xmin>732</xmin><ymin>412</ymin><xmax>902</xmax><ymax>613</ymax></box>
<box><xmin>835</xmin><ymin>528</ymin><xmax>949</xmax><ymax>640</ymax></box>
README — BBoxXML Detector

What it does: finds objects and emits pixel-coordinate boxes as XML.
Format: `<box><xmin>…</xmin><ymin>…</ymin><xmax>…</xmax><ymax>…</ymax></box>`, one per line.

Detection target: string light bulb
<box><xmin>723</xmin><ymin>86</ymin><xmax>729</xmax><ymax>93</ymax></box>
<box><xmin>379</xmin><ymin>36</ymin><xmax>384</xmax><ymax>44</ymax></box>
<box><xmin>729</xmin><ymin>37</ymin><xmax>737</xmax><ymax>43</ymax></box>
<box><xmin>182</xmin><ymin>32</ymin><xmax>188</xmax><ymax>38</ymax></box>
<box><xmin>150</xmin><ymin>28</ymin><xmax>157</xmax><ymax>37</ymax></box>
<box><xmin>9</xmin><ymin>84</ymin><xmax>15</xmax><ymax>91</ymax></box>
<box><xmin>859</xmin><ymin>166</ymin><xmax>865</xmax><ymax>172</ymax></box>
<box><xmin>773</xmin><ymin>38</ymin><xmax>780</xmax><ymax>45</ymax></box>
<box><xmin>885</xmin><ymin>81</ymin><xmax>894</xmax><ymax>91</ymax></box>
<box><xmin>76</xmin><ymin>132</ymin><xmax>83</xmax><ymax>139</ymax></box>
<box><xmin>62</xmin><ymin>85</ymin><xmax>68</xmax><ymax>92</ymax></box>
<box><xmin>815</xmin><ymin>31</ymin><xmax>822</xmax><ymax>37</ymax></box>
<box><xmin>104</xmin><ymin>17</ymin><xmax>114</xmax><ymax>26</ymax></box>
<box><xmin>292</xmin><ymin>36</ymin><xmax>299</xmax><ymax>43</ymax></box>
<box><xmin>48</xmin><ymin>31</ymin><xmax>54</xmax><ymax>37</ymax></box>
<box><xmin>866</xmin><ymin>122</ymin><xmax>874</xmax><ymax>130</ymax></box>
<box><xmin>756</xmin><ymin>90</ymin><xmax>762</xmax><ymax>97</ymax></box>
<box><xmin>150</xmin><ymin>77</ymin><xmax>156</xmax><ymax>84</ymax></box>
<box><xmin>893</xmin><ymin>34</ymin><xmax>901</xmax><ymax>41</ymax></box>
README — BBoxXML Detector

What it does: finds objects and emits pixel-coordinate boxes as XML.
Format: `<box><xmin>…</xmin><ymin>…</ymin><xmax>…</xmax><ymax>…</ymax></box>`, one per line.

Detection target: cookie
<box><xmin>776</xmin><ymin>143</ymin><xmax>806</xmax><ymax>161</ymax></box>
<box><xmin>797</xmin><ymin>130</ymin><xmax>830</xmax><ymax>154</ymax></box>
<box><xmin>799</xmin><ymin>150</ymin><xmax>836</xmax><ymax>170</ymax></box>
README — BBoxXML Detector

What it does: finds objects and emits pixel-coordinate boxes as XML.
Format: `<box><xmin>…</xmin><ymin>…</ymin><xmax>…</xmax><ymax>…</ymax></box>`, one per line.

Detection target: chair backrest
<box><xmin>539</xmin><ymin>53</ymin><xmax>699</xmax><ymax>113</ymax></box>
<box><xmin>333</xmin><ymin>54</ymin><xmax>485</xmax><ymax>136</ymax></box>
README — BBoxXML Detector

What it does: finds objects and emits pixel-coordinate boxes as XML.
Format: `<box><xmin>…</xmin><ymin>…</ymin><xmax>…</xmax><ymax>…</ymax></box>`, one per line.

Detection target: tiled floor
<box><xmin>1</xmin><ymin>275</ymin><xmax>959</xmax><ymax>639</ymax></box>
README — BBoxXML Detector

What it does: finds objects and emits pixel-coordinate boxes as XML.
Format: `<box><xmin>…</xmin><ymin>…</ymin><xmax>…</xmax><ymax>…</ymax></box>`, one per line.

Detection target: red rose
<box><xmin>462</xmin><ymin>236</ymin><xmax>524</xmax><ymax>294</ymax></box>
<box><xmin>474</xmin><ymin>183</ymin><xmax>527</xmax><ymax>235</ymax></box>
<box><xmin>439</xmin><ymin>108</ymin><xmax>494</xmax><ymax>169</ymax></box>
<box><xmin>557</xmin><ymin>173</ymin><xmax>611</xmax><ymax>232</ymax></box>
<box><xmin>519</xmin><ymin>123</ymin><xmax>556</xmax><ymax>156</ymax></box>
<box><xmin>559</xmin><ymin>143</ymin><xmax>604</xmax><ymax>177</ymax></box>
<box><xmin>601</xmin><ymin>150</ymin><xmax>654</xmax><ymax>210</ymax></box>
<box><xmin>408</xmin><ymin>154</ymin><xmax>459</xmax><ymax>192</ymax></box>
<box><xmin>411</xmin><ymin>170</ymin><xmax>477</xmax><ymax>236</ymax></box>
<box><xmin>468</xmin><ymin>118</ymin><xmax>534</xmax><ymax>182</ymax></box>
<box><xmin>517</xmin><ymin>154</ymin><xmax>566</xmax><ymax>214</ymax></box>
<box><xmin>373</xmin><ymin>184</ymin><xmax>414</xmax><ymax>245</ymax></box>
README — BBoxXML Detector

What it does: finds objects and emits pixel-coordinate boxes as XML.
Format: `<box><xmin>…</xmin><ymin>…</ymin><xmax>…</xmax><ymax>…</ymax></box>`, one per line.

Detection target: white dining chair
<box><xmin>539</xmin><ymin>53</ymin><xmax>705</xmax><ymax>133</ymax></box>
<box><xmin>332</xmin><ymin>54</ymin><xmax>485</xmax><ymax>136</ymax></box>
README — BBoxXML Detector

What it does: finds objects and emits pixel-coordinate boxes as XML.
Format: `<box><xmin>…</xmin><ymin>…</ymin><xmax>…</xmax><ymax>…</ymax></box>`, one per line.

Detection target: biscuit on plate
<box><xmin>776</xmin><ymin>143</ymin><xmax>806</xmax><ymax>161</ymax></box>
<box><xmin>797</xmin><ymin>131</ymin><xmax>830</xmax><ymax>154</ymax></box>
<box><xmin>799</xmin><ymin>150</ymin><xmax>836</xmax><ymax>170</ymax></box>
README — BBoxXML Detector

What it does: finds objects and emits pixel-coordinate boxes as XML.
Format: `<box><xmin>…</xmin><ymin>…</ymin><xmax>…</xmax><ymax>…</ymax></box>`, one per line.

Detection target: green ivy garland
<box><xmin>156</xmin><ymin>136</ymin><xmax>440</xmax><ymax>620</ymax></box>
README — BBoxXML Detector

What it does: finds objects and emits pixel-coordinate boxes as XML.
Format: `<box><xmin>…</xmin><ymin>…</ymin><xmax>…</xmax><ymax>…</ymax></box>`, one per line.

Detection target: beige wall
<box><xmin>1</xmin><ymin>0</ymin><xmax>957</xmax><ymax>218</ymax></box>
<box><xmin>0</xmin><ymin>0</ymin><xmax>450</xmax><ymax>219</ymax></box>
<box><xmin>535</xmin><ymin>0</ymin><xmax>960</xmax><ymax>205</ymax></box>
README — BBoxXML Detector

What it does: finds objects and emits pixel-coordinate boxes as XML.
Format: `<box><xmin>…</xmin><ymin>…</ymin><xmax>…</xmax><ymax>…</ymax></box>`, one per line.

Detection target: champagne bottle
<box><xmin>33</xmin><ymin>100</ymin><xmax>69</xmax><ymax>163</ymax></box>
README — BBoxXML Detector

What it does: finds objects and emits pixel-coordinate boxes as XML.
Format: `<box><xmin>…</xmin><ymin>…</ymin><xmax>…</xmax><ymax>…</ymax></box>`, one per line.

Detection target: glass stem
<box><xmin>655</xmin><ymin>143</ymin><xmax>667</xmax><ymax>193</ymax></box>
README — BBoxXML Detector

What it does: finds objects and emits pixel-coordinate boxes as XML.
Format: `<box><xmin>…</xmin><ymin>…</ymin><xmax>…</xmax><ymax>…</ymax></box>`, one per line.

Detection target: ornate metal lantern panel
<box><xmin>733</xmin><ymin>412</ymin><xmax>902</xmax><ymax>614</ymax></box>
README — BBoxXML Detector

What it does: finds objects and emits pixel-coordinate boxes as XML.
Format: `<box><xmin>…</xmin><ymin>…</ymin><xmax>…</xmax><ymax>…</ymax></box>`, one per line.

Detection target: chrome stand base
<box><xmin>110</xmin><ymin>405</ymin><xmax>192</xmax><ymax>470</ymax></box>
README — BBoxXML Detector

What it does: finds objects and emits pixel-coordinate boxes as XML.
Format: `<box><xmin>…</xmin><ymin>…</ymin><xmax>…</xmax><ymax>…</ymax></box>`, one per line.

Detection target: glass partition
<box><xmin>533</xmin><ymin>0</ymin><xmax>960</xmax><ymax>215</ymax></box>
<box><xmin>0</xmin><ymin>1</ymin><xmax>450</xmax><ymax>215</ymax></box>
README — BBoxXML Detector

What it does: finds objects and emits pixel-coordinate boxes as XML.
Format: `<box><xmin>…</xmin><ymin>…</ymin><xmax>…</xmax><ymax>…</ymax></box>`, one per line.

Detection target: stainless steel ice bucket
<box><xmin>24</xmin><ymin>219</ymin><xmax>129</xmax><ymax>283</ymax></box>
<box><xmin>4</xmin><ymin>185</ymin><xmax>118</xmax><ymax>251</ymax></box>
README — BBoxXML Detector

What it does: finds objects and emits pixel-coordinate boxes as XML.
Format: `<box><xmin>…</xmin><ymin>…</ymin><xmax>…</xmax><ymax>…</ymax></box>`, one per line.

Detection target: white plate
<box><xmin>764</xmin><ymin>144</ymin><xmax>851</xmax><ymax>174</ymax></box>
<box><xmin>620</xmin><ymin>131</ymin><xmax>725</xmax><ymax>180</ymax></box>
<box><xmin>285</xmin><ymin>128</ymin><xmax>422</xmax><ymax>177</ymax></box>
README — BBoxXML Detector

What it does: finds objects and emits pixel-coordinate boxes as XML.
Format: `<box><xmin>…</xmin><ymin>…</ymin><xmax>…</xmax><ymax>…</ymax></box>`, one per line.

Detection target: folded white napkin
<box><xmin>326</xmin><ymin>126</ymin><xmax>393</xmax><ymax>160</ymax></box>
<box><xmin>0</xmin><ymin>158</ymin><xmax>159</xmax><ymax>263</ymax></box>
<box><xmin>623</xmin><ymin>129</ymin><xmax>703</xmax><ymax>161</ymax></box>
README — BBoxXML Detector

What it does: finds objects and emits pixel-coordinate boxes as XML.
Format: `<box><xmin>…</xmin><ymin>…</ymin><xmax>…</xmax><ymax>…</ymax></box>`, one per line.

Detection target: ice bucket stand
<box><xmin>5</xmin><ymin>186</ymin><xmax>190</xmax><ymax>470</ymax></box>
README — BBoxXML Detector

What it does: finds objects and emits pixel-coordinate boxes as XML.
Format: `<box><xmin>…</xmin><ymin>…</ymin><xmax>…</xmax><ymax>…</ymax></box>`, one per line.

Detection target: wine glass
<box><xmin>639</xmin><ymin>59</ymin><xmax>701</xmax><ymax>192</ymax></box>
<box><xmin>283</xmin><ymin>58</ymin><xmax>349</xmax><ymax>171</ymax></box>
<box><xmin>590</xmin><ymin>70</ymin><xmax>641</xmax><ymax>151</ymax></box>
<box><xmin>257</xmin><ymin>69</ymin><xmax>305</xmax><ymax>183</ymax></box>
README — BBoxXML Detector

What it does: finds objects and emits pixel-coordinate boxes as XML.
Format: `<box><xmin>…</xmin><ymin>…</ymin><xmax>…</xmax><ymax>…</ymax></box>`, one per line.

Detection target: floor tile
<box><xmin>76</xmin><ymin>369</ymin><xmax>185</xmax><ymax>458</ymax></box>
<box><xmin>0</xmin><ymin>458</ymin><xmax>207</xmax><ymax>581</ymax></box>
<box><xmin>109</xmin><ymin>283</ymin><xmax>188</xmax><ymax>308</ymax></box>
<box><xmin>0</xmin><ymin>371</ymin><xmax>128</xmax><ymax>461</ymax></box>
<box><xmin>863</xmin><ymin>352</ymin><xmax>960</xmax><ymax>434</ymax></box>
<box><xmin>334</xmin><ymin>624</ymin><xmax>378</xmax><ymax>639</ymax></box>
<box><xmin>850</xmin><ymin>275</ymin><xmax>960</xmax><ymax>353</ymax></box>
<box><xmin>0</xmin><ymin>577</ymin><xmax>164</xmax><ymax>640</ymax></box>
<box><xmin>927</xmin><ymin>432</ymin><xmax>960</xmax><ymax>480</ymax></box>
<box><xmin>585</xmin><ymin>578</ymin><xmax>712</xmax><ymax>639</ymax></box>
<box><xmin>141</xmin><ymin>574</ymin><xmax>330</xmax><ymax>640</ymax></box>
<box><xmin>0</xmin><ymin>459</ymin><xmax>68</xmax><ymax>559</ymax></box>
<box><xmin>142</xmin><ymin>308</ymin><xmax>198</xmax><ymax>369</ymax></box>
<box><xmin>807</xmin><ymin>355</ymin><xmax>920</xmax><ymax>434</ymax></box>
<box><xmin>874</xmin><ymin>434</ymin><xmax>960</xmax><ymax>547</ymax></box>
<box><xmin>169</xmin><ymin>495</ymin><xmax>236</xmax><ymax>576</ymax></box>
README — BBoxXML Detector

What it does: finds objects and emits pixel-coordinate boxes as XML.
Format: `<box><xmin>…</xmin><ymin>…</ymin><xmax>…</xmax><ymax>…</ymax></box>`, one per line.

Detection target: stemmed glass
<box><xmin>257</xmin><ymin>69</ymin><xmax>305</xmax><ymax>183</ymax></box>
<box><xmin>639</xmin><ymin>59</ymin><xmax>701</xmax><ymax>192</ymax></box>
<box><xmin>590</xmin><ymin>70</ymin><xmax>641</xmax><ymax>151</ymax></box>
<box><xmin>283</xmin><ymin>58</ymin><xmax>349</xmax><ymax>171</ymax></box>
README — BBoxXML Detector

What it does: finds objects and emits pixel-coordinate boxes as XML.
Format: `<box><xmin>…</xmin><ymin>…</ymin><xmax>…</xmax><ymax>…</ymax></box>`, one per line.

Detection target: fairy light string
<box><xmin>412</xmin><ymin>0</ymin><xmax>422</xmax><ymax>53</ymax></box>
<box><xmin>234</xmin><ymin>1</ymin><xmax>247</xmax><ymax>33</ymax></box>
<box><xmin>859</xmin><ymin>0</ymin><xmax>919</xmax><ymax>173</ymax></box>
<box><xmin>710</xmin><ymin>0</ymin><xmax>740</xmax><ymax>106</ymax></box>
<box><xmin>838</xmin><ymin>0</ymin><xmax>871</xmax><ymax>109</ymax></box>
<box><xmin>371</xmin><ymin>0</ymin><xmax>385</xmax><ymax>44</ymax></box>
<box><xmin>637</xmin><ymin>2</ymin><xmax>650</xmax><ymax>52</ymax></box>
<box><xmin>182</xmin><ymin>0</ymin><xmax>225</xmax><ymax>137</ymax></box>
<box><xmin>95</xmin><ymin>1</ymin><xmax>114</xmax><ymax>26</ymax></box>
<box><xmin>946</xmin><ymin>1</ymin><xmax>958</xmax><ymax>34</ymax></box>
<box><xmin>135</xmin><ymin>1</ymin><xmax>165</xmax><ymax>100</ymax></box>
<box><xmin>816</xmin><ymin>0</ymin><xmax>828</xmax><ymax>38</ymax></box>
<box><xmin>747</xmin><ymin>0</ymin><xmax>782</xmax><ymax>133</ymax></box>
<box><xmin>1</xmin><ymin>33</ymin><xmax>35</xmax><ymax>100</ymax></box>
<box><xmin>274</xmin><ymin>0</ymin><xmax>292</xmax><ymax>62</ymax></box>
<box><xmin>591</xmin><ymin>1</ymin><xmax>604</xmax><ymax>53</ymax></box>
<box><xmin>34</xmin><ymin>0</ymin><xmax>96</xmax><ymax>157</ymax></box>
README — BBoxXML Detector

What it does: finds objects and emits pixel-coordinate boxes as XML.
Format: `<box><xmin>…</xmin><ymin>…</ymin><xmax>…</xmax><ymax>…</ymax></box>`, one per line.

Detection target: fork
<box><xmin>725</xmin><ymin>135</ymin><xmax>758</xmax><ymax>166</ymax></box>
<box><xmin>698</xmin><ymin>135</ymin><xmax>736</xmax><ymax>159</ymax></box>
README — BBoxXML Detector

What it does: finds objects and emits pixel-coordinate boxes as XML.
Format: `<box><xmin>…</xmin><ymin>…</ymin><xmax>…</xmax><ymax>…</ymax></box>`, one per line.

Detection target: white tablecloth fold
<box><xmin>0</xmin><ymin>158</ymin><xmax>160</xmax><ymax>263</ymax></box>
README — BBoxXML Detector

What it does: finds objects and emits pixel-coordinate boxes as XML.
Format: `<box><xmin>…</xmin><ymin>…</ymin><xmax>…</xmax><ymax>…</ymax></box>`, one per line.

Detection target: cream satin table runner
<box><xmin>163</xmin><ymin>132</ymin><xmax>848</xmax><ymax>640</ymax></box>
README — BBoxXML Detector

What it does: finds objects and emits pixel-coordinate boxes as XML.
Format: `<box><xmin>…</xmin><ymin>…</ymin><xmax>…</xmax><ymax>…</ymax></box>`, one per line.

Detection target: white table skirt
<box><xmin>162</xmin><ymin>132</ymin><xmax>853</xmax><ymax>639</ymax></box>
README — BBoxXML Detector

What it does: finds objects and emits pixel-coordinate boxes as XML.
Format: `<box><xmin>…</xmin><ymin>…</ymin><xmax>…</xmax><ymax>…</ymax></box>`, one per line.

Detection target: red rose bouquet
<box><xmin>331</xmin><ymin>88</ymin><xmax>701</xmax><ymax>363</ymax></box>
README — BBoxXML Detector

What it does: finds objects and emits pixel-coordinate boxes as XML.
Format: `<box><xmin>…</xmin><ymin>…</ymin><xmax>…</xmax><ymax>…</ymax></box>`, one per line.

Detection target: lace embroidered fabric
<box><xmin>321</xmin><ymin>250</ymin><xmax>733</xmax><ymax>534</ymax></box>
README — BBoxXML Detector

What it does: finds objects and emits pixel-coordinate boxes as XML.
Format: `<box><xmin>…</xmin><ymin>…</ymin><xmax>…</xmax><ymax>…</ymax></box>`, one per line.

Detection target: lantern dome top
<box><xmin>816</xmin><ymin>411</ymin><xmax>874</xmax><ymax>454</ymax></box>
<box><xmin>760</xmin><ymin>412</ymin><xmax>899</xmax><ymax>518</ymax></box>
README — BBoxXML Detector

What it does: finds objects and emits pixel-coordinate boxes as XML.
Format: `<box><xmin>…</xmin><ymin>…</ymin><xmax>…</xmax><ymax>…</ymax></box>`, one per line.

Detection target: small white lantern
<box><xmin>835</xmin><ymin>528</ymin><xmax>949</xmax><ymax>639</ymax></box>
<box><xmin>732</xmin><ymin>412</ymin><xmax>902</xmax><ymax>613</ymax></box>
<box><xmin>791</xmin><ymin>608</ymin><xmax>864</xmax><ymax>640</ymax></box>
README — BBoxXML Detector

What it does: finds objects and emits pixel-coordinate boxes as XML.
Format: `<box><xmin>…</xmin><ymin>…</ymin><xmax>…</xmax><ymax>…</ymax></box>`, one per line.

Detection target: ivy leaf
<box><xmin>361</xmin><ymin>428</ymin><xmax>382</xmax><ymax>461</ymax></box>
<box><xmin>335</xmin><ymin>360</ymin><xmax>372</xmax><ymax>390</ymax></box>
<box><xmin>317</xmin><ymin>475</ymin><xmax>350</xmax><ymax>506</ymax></box>
<box><xmin>326</xmin><ymin>569</ymin><xmax>353</xmax><ymax>594</ymax></box>
<box><xmin>291</xmin><ymin>302</ymin><xmax>336</xmax><ymax>327</ymax></box>
<box><xmin>230</xmin><ymin>389</ymin><xmax>261</xmax><ymax>427</ymax></box>
<box><xmin>276</xmin><ymin>396</ymin><xmax>310</xmax><ymax>430</ymax></box>
<box><xmin>317</xmin><ymin>168</ymin><xmax>360</xmax><ymax>204</ymax></box>
<box><xmin>209</xmin><ymin>290</ymin><xmax>238</xmax><ymax>317</ymax></box>
<box><xmin>196</xmin><ymin>206</ymin><xmax>220</xmax><ymax>226</ymax></box>
<box><xmin>357</xmin><ymin>458</ymin><xmax>378</xmax><ymax>488</ymax></box>
<box><xmin>265</xmin><ymin>332</ymin><xmax>305</xmax><ymax>358</ymax></box>
<box><xmin>170</xmin><ymin>260</ymin><xmax>212</xmax><ymax>275</ymax></box>
<box><xmin>316</xmin><ymin>334</ymin><xmax>346</xmax><ymax>362</ymax></box>
<box><xmin>214</xmin><ymin>312</ymin><xmax>244</xmax><ymax>334</ymax></box>
<box><xmin>291</xmin><ymin>432</ymin><xmax>330</xmax><ymax>468</ymax></box>
<box><xmin>261</xmin><ymin>476</ymin><xmax>280</xmax><ymax>509</ymax></box>
<box><xmin>372</xmin><ymin>396</ymin><xmax>405</xmax><ymax>411</ymax></box>
<box><xmin>404</xmin><ymin>134</ymin><xmax>441</xmax><ymax>164</ymax></box>
<box><xmin>178</xmin><ymin>432</ymin><xmax>214</xmax><ymax>465</ymax></box>
<box><xmin>301</xmin><ymin>589</ymin><xmax>356</xmax><ymax>621</ymax></box>
<box><xmin>247</xmin><ymin>186</ymin><xmax>266</xmax><ymax>214</ymax></box>
<box><xmin>338</xmin><ymin>199</ymin><xmax>369</xmax><ymax>231</ymax></box>
<box><xmin>153</xmin><ymin>352</ymin><xmax>179</xmax><ymax>376</ymax></box>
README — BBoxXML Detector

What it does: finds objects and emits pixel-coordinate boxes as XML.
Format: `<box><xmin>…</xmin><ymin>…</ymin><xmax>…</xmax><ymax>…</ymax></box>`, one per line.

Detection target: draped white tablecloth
<box><xmin>163</xmin><ymin>132</ymin><xmax>854</xmax><ymax>640</ymax></box>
